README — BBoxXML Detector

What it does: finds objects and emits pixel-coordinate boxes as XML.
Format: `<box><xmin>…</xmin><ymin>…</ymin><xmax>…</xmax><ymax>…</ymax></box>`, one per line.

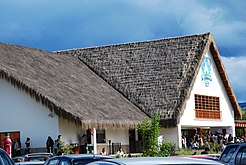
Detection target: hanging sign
<box><xmin>201</xmin><ymin>55</ymin><xmax>212</xmax><ymax>87</ymax></box>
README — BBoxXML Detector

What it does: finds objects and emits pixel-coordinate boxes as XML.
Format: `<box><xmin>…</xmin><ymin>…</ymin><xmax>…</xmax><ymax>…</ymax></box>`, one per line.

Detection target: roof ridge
<box><xmin>56</xmin><ymin>32</ymin><xmax>211</xmax><ymax>52</ymax></box>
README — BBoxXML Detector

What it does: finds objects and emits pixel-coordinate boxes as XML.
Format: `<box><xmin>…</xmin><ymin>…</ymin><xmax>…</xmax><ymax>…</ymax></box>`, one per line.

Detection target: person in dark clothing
<box><xmin>46</xmin><ymin>136</ymin><xmax>54</xmax><ymax>153</ymax></box>
<box><xmin>25</xmin><ymin>137</ymin><xmax>31</xmax><ymax>154</ymax></box>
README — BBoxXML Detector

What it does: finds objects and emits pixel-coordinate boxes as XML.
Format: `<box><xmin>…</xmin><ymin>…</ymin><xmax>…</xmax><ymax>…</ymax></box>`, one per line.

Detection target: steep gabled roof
<box><xmin>59</xmin><ymin>32</ymin><xmax>241</xmax><ymax>127</ymax></box>
<box><xmin>0</xmin><ymin>43</ymin><xmax>147</xmax><ymax>129</ymax></box>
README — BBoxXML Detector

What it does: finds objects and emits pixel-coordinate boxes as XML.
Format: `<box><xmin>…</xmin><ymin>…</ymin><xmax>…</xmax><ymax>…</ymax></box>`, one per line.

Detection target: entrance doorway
<box><xmin>0</xmin><ymin>131</ymin><xmax>20</xmax><ymax>149</ymax></box>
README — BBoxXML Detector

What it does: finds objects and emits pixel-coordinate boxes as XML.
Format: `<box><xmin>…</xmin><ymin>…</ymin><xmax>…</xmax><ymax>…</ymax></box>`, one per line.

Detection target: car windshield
<box><xmin>220</xmin><ymin>145</ymin><xmax>239</xmax><ymax>163</ymax></box>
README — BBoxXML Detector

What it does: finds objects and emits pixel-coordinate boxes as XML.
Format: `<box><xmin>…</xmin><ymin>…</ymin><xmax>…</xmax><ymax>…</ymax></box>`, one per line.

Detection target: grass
<box><xmin>175</xmin><ymin>148</ymin><xmax>221</xmax><ymax>156</ymax></box>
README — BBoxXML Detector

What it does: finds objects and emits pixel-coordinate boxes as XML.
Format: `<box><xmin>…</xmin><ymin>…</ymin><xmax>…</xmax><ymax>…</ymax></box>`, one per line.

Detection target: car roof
<box><xmin>0</xmin><ymin>148</ymin><xmax>7</xmax><ymax>153</ymax></box>
<box><xmin>25</xmin><ymin>153</ymin><xmax>53</xmax><ymax>156</ymax></box>
<box><xmin>14</xmin><ymin>161</ymin><xmax>45</xmax><ymax>165</ymax></box>
<box><xmin>87</xmin><ymin>157</ymin><xmax>223</xmax><ymax>165</ymax></box>
<box><xmin>226</xmin><ymin>142</ymin><xmax>246</xmax><ymax>146</ymax></box>
<box><xmin>49</xmin><ymin>154</ymin><xmax>113</xmax><ymax>160</ymax></box>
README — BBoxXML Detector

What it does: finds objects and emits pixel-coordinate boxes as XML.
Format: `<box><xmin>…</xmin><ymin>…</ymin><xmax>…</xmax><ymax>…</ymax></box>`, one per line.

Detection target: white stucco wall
<box><xmin>106</xmin><ymin>129</ymin><xmax>129</xmax><ymax>145</ymax></box>
<box><xmin>58</xmin><ymin>117</ymin><xmax>82</xmax><ymax>144</ymax></box>
<box><xmin>0</xmin><ymin>78</ymin><xmax>59</xmax><ymax>148</ymax></box>
<box><xmin>163</xmin><ymin>50</ymin><xmax>236</xmax><ymax>148</ymax></box>
<box><xmin>160</xmin><ymin>127</ymin><xmax>179</xmax><ymax>147</ymax></box>
<box><xmin>180</xmin><ymin>50</ymin><xmax>235</xmax><ymax>128</ymax></box>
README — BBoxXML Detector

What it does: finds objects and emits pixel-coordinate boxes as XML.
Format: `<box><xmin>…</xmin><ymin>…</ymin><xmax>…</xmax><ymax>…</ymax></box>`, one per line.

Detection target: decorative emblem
<box><xmin>201</xmin><ymin>56</ymin><xmax>212</xmax><ymax>87</ymax></box>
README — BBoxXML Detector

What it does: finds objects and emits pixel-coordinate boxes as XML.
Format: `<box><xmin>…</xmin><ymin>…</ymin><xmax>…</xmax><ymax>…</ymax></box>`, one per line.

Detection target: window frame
<box><xmin>96</xmin><ymin>129</ymin><xmax>106</xmax><ymax>143</ymax></box>
<box><xmin>194</xmin><ymin>94</ymin><xmax>221</xmax><ymax>119</ymax></box>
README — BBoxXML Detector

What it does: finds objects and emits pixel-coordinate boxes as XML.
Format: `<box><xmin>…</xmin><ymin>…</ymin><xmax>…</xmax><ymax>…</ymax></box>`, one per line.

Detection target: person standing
<box><xmin>56</xmin><ymin>135</ymin><xmax>63</xmax><ymax>155</ymax></box>
<box><xmin>46</xmin><ymin>136</ymin><xmax>54</xmax><ymax>153</ymax></box>
<box><xmin>25</xmin><ymin>137</ymin><xmax>31</xmax><ymax>154</ymax></box>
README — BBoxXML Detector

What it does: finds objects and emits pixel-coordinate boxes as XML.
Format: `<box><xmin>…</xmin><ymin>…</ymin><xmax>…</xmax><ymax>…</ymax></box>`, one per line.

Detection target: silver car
<box><xmin>86</xmin><ymin>157</ymin><xmax>223</xmax><ymax>165</ymax></box>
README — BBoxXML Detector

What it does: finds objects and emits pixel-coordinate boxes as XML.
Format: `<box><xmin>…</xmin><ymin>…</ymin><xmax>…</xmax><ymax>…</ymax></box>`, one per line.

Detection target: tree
<box><xmin>138</xmin><ymin>112</ymin><xmax>160</xmax><ymax>156</ymax></box>
<box><xmin>241</xmin><ymin>108</ymin><xmax>246</xmax><ymax>120</ymax></box>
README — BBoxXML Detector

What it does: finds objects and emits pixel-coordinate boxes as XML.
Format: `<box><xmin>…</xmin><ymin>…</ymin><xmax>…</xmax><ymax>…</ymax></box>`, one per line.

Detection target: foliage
<box><xmin>138</xmin><ymin>112</ymin><xmax>160</xmax><ymax>156</ymax></box>
<box><xmin>241</xmin><ymin>108</ymin><xmax>246</xmax><ymax>120</ymax></box>
<box><xmin>58</xmin><ymin>141</ymin><xmax>74</xmax><ymax>155</ymax></box>
<box><xmin>208</xmin><ymin>142</ymin><xmax>221</xmax><ymax>153</ymax></box>
<box><xmin>158</xmin><ymin>141</ymin><xmax>176</xmax><ymax>157</ymax></box>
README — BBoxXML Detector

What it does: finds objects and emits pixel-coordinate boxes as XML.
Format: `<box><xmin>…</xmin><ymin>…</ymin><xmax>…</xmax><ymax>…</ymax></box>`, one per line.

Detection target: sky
<box><xmin>1</xmin><ymin>0</ymin><xmax>246</xmax><ymax>102</ymax></box>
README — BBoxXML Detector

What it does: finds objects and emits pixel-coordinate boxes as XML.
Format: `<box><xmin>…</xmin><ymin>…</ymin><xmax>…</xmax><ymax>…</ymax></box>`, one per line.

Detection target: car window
<box><xmin>220</xmin><ymin>145</ymin><xmax>239</xmax><ymax>163</ymax></box>
<box><xmin>47</xmin><ymin>159</ymin><xmax>59</xmax><ymax>165</ymax></box>
<box><xmin>73</xmin><ymin>160</ymin><xmax>98</xmax><ymax>165</ymax></box>
<box><xmin>235</xmin><ymin>146</ymin><xmax>246</xmax><ymax>165</ymax></box>
<box><xmin>60</xmin><ymin>160</ymin><xmax>71</xmax><ymax>165</ymax></box>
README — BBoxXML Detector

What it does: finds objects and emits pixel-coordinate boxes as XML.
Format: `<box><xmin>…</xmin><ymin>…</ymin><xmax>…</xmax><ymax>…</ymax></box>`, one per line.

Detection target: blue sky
<box><xmin>1</xmin><ymin>0</ymin><xmax>246</xmax><ymax>102</ymax></box>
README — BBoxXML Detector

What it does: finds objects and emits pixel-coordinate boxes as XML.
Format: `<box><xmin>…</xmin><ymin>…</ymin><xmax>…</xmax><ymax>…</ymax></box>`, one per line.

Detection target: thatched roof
<box><xmin>58</xmin><ymin>32</ymin><xmax>241</xmax><ymax>127</ymax></box>
<box><xmin>0</xmin><ymin>43</ymin><xmax>148</xmax><ymax>129</ymax></box>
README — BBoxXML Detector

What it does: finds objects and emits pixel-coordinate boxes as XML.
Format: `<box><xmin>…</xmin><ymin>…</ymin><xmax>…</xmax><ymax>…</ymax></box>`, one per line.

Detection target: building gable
<box><xmin>59</xmin><ymin>32</ymin><xmax>241</xmax><ymax>127</ymax></box>
<box><xmin>180</xmin><ymin>49</ymin><xmax>235</xmax><ymax>127</ymax></box>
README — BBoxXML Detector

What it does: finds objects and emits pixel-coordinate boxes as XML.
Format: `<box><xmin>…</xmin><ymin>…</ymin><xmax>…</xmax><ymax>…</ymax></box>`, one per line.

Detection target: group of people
<box><xmin>182</xmin><ymin>132</ymin><xmax>246</xmax><ymax>153</ymax></box>
<box><xmin>12</xmin><ymin>135</ymin><xmax>63</xmax><ymax>156</ymax></box>
<box><xmin>100</xmin><ymin>147</ymin><xmax>125</xmax><ymax>158</ymax></box>
<box><xmin>45</xmin><ymin>135</ymin><xmax>63</xmax><ymax>155</ymax></box>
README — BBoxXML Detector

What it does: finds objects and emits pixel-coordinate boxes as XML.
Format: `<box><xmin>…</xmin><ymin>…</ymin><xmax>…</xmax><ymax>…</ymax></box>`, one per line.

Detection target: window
<box><xmin>96</xmin><ymin>129</ymin><xmax>106</xmax><ymax>143</ymax></box>
<box><xmin>194</xmin><ymin>94</ymin><xmax>221</xmax><ymax>119</ymax></box>
<box><xmin>60</xmin><ymin>160</ymin><xmax>71</xmax><ymax>165</ymax></box>
<box><xmin>220</xmin><ymin>145</ymin><xmax>239</xmax><ymax>163</ymax></box>
<box><xmin>46</xmin><ymin>159</ymin><xmax>59</xmax><ymax>165</ymax></box>
<box><xmin>235</xmin><ymin>146</ymin><xmax>246</xmax><ymax>164</ymax></box>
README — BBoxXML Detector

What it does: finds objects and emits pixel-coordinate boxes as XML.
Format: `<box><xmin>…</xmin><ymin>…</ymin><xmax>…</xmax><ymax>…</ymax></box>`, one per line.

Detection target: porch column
<box><xmin>93</xmin><ymin>128</ymin><xmax>97</xmax><ymax>154</ymax></box>
<box><xmin>231</xmin><ymin>124</ymin><xmax>236</xmax><ymax>138</ymax></box>
<box><xmin>177</xmin><ymin>124</ymin><xmax>182</xmax><ymax>149</ymax></box>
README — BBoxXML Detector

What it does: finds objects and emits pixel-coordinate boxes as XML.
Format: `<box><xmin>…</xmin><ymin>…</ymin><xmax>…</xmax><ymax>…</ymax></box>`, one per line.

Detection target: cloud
<box><xmin>0</xmin><ymin>0</ymin><xmax>246</xmax><ymax>102</ymax></box>
<box><xmin>1</xmin><ymin>0</ymin><xmax>245</xmax><ymax>54</ymax></box>
<box><xmin>222</xmin><ymin>56</ymin><xmax>246</xmax><ymax>102</ymax></box>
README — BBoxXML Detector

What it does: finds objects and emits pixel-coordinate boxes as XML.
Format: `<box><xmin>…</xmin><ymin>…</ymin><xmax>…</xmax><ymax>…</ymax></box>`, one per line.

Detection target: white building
<box><xmin>0</xmin><ymin>32</ymin><xmax>241</xmax><ymax>154</ymax></box>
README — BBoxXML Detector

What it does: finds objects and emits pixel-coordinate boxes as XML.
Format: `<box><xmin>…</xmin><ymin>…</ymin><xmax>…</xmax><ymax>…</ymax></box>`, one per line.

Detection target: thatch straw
<box><xmin>0</xmin><ymin>42</ymin><xmax>147</xmax><ymax>129</ymax></box>
<box><xmin>58</xmin><ymin>32</ymin><xmax>241</xmax><ymax>127</ymax></box>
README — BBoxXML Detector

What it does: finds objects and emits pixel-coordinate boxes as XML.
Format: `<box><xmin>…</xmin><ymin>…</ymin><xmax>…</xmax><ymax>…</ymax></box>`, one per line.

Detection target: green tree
<box><xmin>138</xmin><ymin>112</ymin><xmax>160</xmax><ymax>156</ymax></box>
<box><xmin>241</xmin><ymin>108</ymin><xmax>246</xmax><ymax>120</ymax></box>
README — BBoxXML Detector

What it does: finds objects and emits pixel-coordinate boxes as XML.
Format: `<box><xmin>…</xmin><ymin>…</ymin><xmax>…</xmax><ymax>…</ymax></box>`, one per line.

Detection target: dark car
<box><xmin>44</xmin><ymin>154</ymin><xmax>113</xmax><ymax>165</ymax></box>
<box><xmin>219</xmin><ymin>142</ymin><xmax>246</xmax><ymax>164</ymax></box>
<box><xmin>0</xmin><ymin>148</ymin><xmax>14</xmax><ymax>165</ymax></box>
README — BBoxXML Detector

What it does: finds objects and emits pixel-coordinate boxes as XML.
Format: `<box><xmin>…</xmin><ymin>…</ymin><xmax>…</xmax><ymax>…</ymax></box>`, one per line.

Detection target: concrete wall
<box><xmin>0</xmin><ymin>78</ymin><xmax>59</xmax><ymax>148</ymax></box>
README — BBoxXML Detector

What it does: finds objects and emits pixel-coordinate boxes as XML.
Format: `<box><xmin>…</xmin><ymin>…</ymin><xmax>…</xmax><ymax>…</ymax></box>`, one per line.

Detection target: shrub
<box><xmin>159</xmin><ymin>141</ymin><xmax>176</xmax><ymax>157</ymax></box>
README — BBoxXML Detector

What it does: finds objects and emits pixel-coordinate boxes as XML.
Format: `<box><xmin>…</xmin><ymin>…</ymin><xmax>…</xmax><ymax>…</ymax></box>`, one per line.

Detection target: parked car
<box><xmin>24</xmin><ymin>153</ymin><xmax>53</xmax><ymax>162</ymax></box>
<box><xmin>0</xmin><ymin>148</ymin><xmax>14</xmax><ymax>165</ymax></box>
<box><xmin>85</xmin><ymin>157</ymin><xmax>224</xmax><ymax>165</ymax></box>
<box><xmin>12</xmin><ymin>156</ymin><xmax>25</xmax><ymax>163</ymax></box>
<box><xmin>44</xmin><ymin>154</ymin><xmax>113</xmax><ymax>165</ymax></box>
<box><xmin>219</xmin><ymin>142</ymin><xmax>246</xmax><ymax>164</ymax></box>
<box><xmin>14</xmin><ymin>161</ymin><xmax>45</xmax><ymax>165</ymax></box>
